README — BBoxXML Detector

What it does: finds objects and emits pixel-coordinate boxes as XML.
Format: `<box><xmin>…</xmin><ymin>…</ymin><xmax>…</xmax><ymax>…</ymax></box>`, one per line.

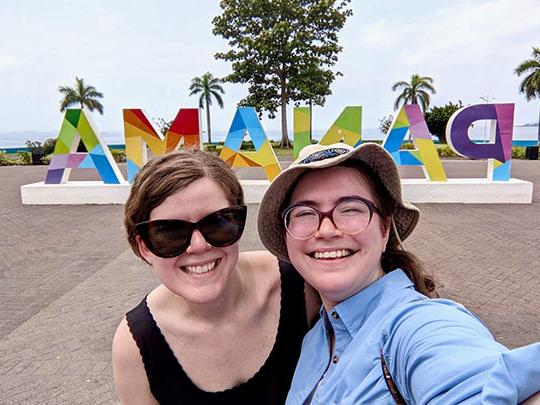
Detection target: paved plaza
<box><xmin>0</xmin><ymin>159</ymin><xmax>539</xmax><ymax>404</ymax></box>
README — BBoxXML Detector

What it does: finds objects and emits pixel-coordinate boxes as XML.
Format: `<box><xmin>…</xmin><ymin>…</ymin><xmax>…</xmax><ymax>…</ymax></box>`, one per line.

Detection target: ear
<box><xmin>136</xmin><ymin>235</ymin><xmax>154</xmax><ymax>265</ymax></box>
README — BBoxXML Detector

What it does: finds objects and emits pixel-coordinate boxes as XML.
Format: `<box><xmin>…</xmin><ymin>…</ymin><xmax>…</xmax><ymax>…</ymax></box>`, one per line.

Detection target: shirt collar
<box><xmin>320</xmin><ymin>269</ymin><xmax>415</xmax><ymax>336</ymax></box>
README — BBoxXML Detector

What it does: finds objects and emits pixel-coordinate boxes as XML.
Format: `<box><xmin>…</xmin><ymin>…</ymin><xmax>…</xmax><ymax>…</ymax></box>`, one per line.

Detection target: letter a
<box><xmin>45</xmin><ymin>109</ymin><xmax>124</xmax><ymax>184</ymax></box>
<box><xmin>382</xmin><ymin>104</ymin><xmax>447</xmax><ymax>182</ymax></box>
<box><xmin>220</xmin><ymin>107</ymin><xmax>281</xmax><ymax>181</ymax></box>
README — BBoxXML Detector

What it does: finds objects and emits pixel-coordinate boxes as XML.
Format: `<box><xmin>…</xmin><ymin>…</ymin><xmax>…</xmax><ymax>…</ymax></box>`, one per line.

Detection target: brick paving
<box><xmin>0</xmin><ymin>160</ymin><xmax>539</xmax><ymax>404</ymax></box>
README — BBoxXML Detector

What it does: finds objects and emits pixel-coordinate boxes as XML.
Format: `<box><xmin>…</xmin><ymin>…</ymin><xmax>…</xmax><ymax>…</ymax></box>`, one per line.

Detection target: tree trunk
<box><xmin>279</xmin><ymin>71</ymin><xmax>291</xmax><ymax>148</ymax></box>
<box><xmin>537</xmin><ymin>102</ymin><xmax>540</xmax><ymax>142</ymax></box>
<box><xmin>205</xmin><ymin>97</ymin><xmax>212</xmax><ymax>144</ymax></box>
<box><xmin>309</xmin><ymin>99</ymin><xmax>313</xmax><ymax>142</ymax></box>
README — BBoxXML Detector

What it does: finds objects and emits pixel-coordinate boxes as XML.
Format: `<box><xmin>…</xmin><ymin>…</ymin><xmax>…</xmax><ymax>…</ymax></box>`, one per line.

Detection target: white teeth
<box><xmin>313</xmin><ymin>250</ymin><xmax>351</xmax><ymax>259</ymax></box>
<box><xmin>184</xmin><ymin>260</ymin><xmax>217</xmax><ymax>274</ymax></box>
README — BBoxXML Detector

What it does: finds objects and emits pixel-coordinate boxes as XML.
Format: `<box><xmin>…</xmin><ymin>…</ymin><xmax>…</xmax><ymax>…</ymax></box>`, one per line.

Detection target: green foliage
<box><xmin>110</xmin><ymin>148</ymin><xmax>126</xmax><ymax>163</ymax></box>
<box><xmin>514</xmin><ymin>46</ymin><xmax>540</xmax><ymax>140</ymax></box>
<box><xmin>204</xmin><ymin>144</ymin><xmax>223</xmax><ymax>155</ymax></box>
<box><xmin>41</xmin><ymin>154</ymin><xmax>52</xmax><ymax>165</ymax></box>
<box><xmin>512</xmin><ymin>147</ymin><xmax>527</xmax><ymax>159</ymax></box>
<box><xmin>392</xmin><ymin>74</ymin><xmax>436</xmax><ymax>113</ymax></box>
<box><xmin>58</xmin><ymin>76</ymin><xmax>104</xmax><ymax>114</ymax></box>
<box><xmin>25</xmin><ymin>140</ymin><xmax>45</xmax><ymax>153</ymax></box>
<box><xmin>153</xmin><ymin>118</ymin><xmax>172</xmax><ymax>136</ymax></box>
<box><xmin>436</xmin><ymin>145</ymin><xmax>460</xmax><ymax>158</ymax></box>
<box><xmin>25</xmin><ymin>138</ymin><xmax>56</xmax><ymax>154</ymax></box>
<box><xmin>189</xmin><ymin>72</ymin><xmax>225</xmax><ymax>144</ymax></box>
<box><xmin>425</xmin><ymin>101</ymin><xmax>463</xmax><ymax>144</ymax></box>
<box><xmin>400</xmin><ymin>142</ymin><xmax>415</xmax><ymax>150</ymax></box>
<box><xmin>212</xmin><ymin>0</ymin><xmax>352</xmax><ymax>148</ymax></box>
<box><xmin>514</xmin><ymin>47</ymin><xmax>540</xmax><ymax>102</ymax></box>
<box><xmin>240</xmin><ymin>140</ymin><xmax>256</xmax><ymax>151</ymax></box>
<box><xmin>0</xmin><ymin>151</ymin><xmax>14</xmax><ymax>166</ymax></box>
<box><xmin>0</xmin><ymin>151</ymin><xmax>32</xmax><ymax>165</ymax></box>
<box><xmin>378</xmin><ymin>115</ymin><xmax>394</xmax><ymax>135</ymax></box>
<box><xmin>17</xmin><ymin>151</ymin><xmax>32</xmax><ymax>164</ymax></box>
<box><xmin>42</xmin><ymin>138</ymin><xmax>57</xmax><ymax>154</ymax></box>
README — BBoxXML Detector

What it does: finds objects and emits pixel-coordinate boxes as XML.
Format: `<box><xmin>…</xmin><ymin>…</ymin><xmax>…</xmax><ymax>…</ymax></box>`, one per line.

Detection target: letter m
<box><xmin>123</xmin><ymin>108</ymin><xmax>200</xmax><ymax>182</ymax></box>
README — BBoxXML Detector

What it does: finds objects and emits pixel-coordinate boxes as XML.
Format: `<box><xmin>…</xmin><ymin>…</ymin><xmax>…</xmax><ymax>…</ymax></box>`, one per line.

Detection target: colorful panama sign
<box><xmin>43</xmin><ymin>103</ymin><xmax>517</xmax><ymax>185</ymax></box>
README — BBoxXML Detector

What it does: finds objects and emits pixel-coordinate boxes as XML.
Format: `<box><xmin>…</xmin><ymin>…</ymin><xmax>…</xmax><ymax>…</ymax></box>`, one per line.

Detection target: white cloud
<box><xmin>362</xmin><ymin>0</ymin><xmax>540</xmax><ymax>66</ymax></box>
<box><xmin>0</xmin><ymin>56</ymin><xmax>22</xmax><ymax>70</ymax></box>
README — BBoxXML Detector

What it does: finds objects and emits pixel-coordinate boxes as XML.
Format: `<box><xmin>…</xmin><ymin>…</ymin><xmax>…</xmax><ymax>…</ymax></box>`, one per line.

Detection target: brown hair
<box><xmin>124</xmin><ymin>149</ymin><xmax>244</xmax><ymax>260</ymax></box>
<box><xmin>342</xmin><ymin>160</ymin><xmax>439</xmax><ymax>298</ymax></box>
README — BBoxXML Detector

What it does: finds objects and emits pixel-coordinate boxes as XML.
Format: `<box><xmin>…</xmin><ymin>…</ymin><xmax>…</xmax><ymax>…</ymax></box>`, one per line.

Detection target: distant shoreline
<box><xmin>1</xmin><ymin>125</ymin><xmax>538</xmax><ymax>149</ymax></box>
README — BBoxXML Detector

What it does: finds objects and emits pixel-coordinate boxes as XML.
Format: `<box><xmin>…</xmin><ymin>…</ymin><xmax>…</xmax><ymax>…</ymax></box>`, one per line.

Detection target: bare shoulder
<box><xmin>112</xmin><ymin>317</ymin><xmax>158</xmax><ymax>405</ymax></box>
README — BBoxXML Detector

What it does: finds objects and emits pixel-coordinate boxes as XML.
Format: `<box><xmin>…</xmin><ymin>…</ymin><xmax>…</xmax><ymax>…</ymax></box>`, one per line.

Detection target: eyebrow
<box><xmin>292</xmin><ymin>195</ymin><xmax>366</xmax><ymax>207</ymax></box>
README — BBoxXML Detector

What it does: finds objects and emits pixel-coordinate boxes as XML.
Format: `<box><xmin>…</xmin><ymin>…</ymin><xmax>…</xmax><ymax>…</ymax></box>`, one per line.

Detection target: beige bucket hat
<box><xmin>257</xmin><ymin>142</ymin><xmax>420</xmax><ymax>263</ymax></box>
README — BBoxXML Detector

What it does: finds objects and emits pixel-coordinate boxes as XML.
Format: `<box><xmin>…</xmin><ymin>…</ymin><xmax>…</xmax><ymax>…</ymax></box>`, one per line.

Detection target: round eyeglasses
<box><xmin>282</xmin><ymin>196</ymin><xmax>383</xmax><ymax>240</ymax></box>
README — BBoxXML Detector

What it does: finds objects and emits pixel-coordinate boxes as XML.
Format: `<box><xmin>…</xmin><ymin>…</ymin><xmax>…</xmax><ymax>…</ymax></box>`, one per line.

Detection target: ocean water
<box><xmin>1</xmin><ymin>126</ymin><xmax>538</xmax><ymax>149</ymax></box>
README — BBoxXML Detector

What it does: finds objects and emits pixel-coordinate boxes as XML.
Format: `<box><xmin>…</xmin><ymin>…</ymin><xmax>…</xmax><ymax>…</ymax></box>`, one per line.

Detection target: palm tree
<box><xmin>514</xmin><ymin>47</ymin><xmax>540</xmax><ymax>140</ymax></box>
<box><xmin>391</xmin><ymin>74</ymin><xmax>436</xmax><ymax>113</ymax></box>
<box><xmin>189</xmin><ymin>72</ymin><xmax>225</xmax><ymax>144</ymax></box>
<box><xmin>58</xmin><ymin>77</ymin><xmax>104</xmax><ymax>114</ymax></box>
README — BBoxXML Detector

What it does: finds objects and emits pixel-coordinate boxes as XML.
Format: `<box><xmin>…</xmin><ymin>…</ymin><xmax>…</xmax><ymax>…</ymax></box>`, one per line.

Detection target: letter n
<box><xmin>45</xmin><ymin>109</ymin><xmax>124</xmax><ymax>184</ymax></box>
<box><xmin>220</xmin><ymin>107</ymin><xmax>281</xmax><ymax>181</ymax></box>
<box><xmin>123</xmin><ymin>108</ymin><xmax>200</xmax><ymax>182</ymax></box>
<box><xmin>382</xmin><ymin>104</ymin><xmax>447</xmax><ymax>181</ymax></box>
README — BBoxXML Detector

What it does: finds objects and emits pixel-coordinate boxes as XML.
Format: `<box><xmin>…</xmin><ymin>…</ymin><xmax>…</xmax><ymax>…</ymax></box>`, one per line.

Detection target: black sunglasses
<box><xmin>136</xmin><ymin>205</ymin><xmax>247</xmax><ymax>258</ymax></box>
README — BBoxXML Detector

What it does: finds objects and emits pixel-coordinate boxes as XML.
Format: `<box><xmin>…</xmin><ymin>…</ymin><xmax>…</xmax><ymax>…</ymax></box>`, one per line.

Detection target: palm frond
<box><xmin>391</xmin><ymin>81</ymin><xmax>409</xmax><ymax>91</ymax></box>
<box><xmin>394</xmin><ymin>94</ymin><xmax>406</xmax><ymax>111</ymax></box>
<box><xmin>515</xmin><ymin>47</ymin><xmax>540</xmax><ymax>101</ymax></box>
<box><xmin>210</xmin><ymin>90</ymin><xmax>224</xmax><ymax>108</ymax></box>
<box><xmin>58</xmin><ymin>76</ymin><xmax>104</xmax><ymax>114</ymax></box>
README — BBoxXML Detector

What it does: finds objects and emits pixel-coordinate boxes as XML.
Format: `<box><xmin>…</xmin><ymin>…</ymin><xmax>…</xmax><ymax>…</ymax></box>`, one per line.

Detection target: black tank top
<box><xmin>126</xmin><ymin>261</ymin><xmax>308</xmax><ymax>404</ymax></box>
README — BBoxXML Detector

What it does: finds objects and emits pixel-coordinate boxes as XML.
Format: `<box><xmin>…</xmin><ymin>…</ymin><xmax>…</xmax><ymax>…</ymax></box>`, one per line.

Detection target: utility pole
<box><xmin>480</xmin><ymin>95</ymin><xmax>495</xmax><ymax>143</ymax></box>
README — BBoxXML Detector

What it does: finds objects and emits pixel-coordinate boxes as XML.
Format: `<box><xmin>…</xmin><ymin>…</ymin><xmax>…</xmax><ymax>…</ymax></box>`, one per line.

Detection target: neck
<box><xmin>321</xmin><ymin>264</ymin><xmax>385</xmax><ymax>310</ymax></box>
<box><xmin>164</xmin><ymin>269</ymin><xmax>247</xmax><ymax>325</ymax></box>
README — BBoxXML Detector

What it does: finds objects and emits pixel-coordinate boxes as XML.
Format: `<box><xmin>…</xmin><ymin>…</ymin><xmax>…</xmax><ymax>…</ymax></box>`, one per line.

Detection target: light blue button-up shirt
<box><xmin>286</xmin><ymin>270</ymin><xmax>540</xmax><ymax>404</ymax></box>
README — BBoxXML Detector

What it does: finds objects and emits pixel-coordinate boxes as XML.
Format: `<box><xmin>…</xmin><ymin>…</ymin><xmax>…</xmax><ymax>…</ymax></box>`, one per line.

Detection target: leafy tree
<box><xmin>514</xmin><ymin>46</ymin><xmax>540</xmax><ymax>140</ymax></box>
<box><xmin>378</xmin><ymin>115</ymin><xmax>394</xmax><ymax>135</ymax></box>
<box><xmin>391</xmin><ymin>74</ymin><xmax>436</xmax><ymax>113</ymax></box>
<box><xmin>425</xmin><ymin>101</ymin><xmax>463</xmax><ymax>144</ymax></box>
<box><xmin>58</xmin><ymin>77</ymin><xmax>104</xmax><ymax>114</ymax></box>
<box><xmin>153</xmin><ymin>117</ymin><xmax>173</xmax><ymax>136</ymax></box>
<box><xmin>189</xmin><ymin>72</ymin><xmax>225</xmax><ymax>144</ymax></box>
<box><xmin>212</xmin><ymin>0</ymin><xmax>352</xmax><ymax>148</ymax></box>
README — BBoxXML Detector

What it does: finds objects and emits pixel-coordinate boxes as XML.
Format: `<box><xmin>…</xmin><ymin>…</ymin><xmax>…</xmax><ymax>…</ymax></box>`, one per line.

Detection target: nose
<box><xmin>315</xmin><ymin>216</ymin><xmax>341</xmax><ymax>239</ymax></box>
<box><xmin>185</xmin><ymin>229</ymin><xmax>211</xmax><ymax>254</ymax></box>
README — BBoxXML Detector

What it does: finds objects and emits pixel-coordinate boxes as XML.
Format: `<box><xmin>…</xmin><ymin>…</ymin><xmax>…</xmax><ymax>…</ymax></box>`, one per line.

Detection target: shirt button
<box><xmin>331</xmin><ymin>311</ymin><xmax>339</xmax><ymax>319</ymax></box>
<box><xmin>332</xmin><ymin>355</ymin><xmax>339</xmax><ymax>364</ymax></box>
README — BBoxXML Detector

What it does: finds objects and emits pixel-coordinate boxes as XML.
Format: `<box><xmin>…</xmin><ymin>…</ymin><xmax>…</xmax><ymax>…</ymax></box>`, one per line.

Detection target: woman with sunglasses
<box><xmin>112</xmin><ymin>149</ymin><xmax>315</xmax><ymax>404</ymax></box>
<box><xmin>258</xmin><ymin>142</ymin><xmax>540</xmax><ymax>404</ymax></box>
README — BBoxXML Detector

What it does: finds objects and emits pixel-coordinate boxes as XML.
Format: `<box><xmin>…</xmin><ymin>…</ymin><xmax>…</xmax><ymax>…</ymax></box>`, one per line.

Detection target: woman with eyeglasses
<box><xmin>258</xmin><ymin>142</ymin><xmax>540</xmax><ymax>404</ymax></box>
<box><xmin>112</xmin><ymin>149</ymin><xmax>316</xmax><ymax>404</ymax></box>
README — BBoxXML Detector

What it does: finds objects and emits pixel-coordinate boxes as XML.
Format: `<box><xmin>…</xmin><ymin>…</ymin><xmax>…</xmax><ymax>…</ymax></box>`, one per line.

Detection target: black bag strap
<box><xmin>381</xmin><ymin>353</ymin><xmax>406</xmax><ymax>404</ymax></box>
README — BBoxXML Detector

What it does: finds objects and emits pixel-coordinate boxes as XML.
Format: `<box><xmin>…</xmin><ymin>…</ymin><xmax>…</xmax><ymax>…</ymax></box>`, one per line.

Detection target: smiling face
<box><xmin>137</xmin><ymin>177</ymin><xmax>241</xmax><ymax>305</ymax></box>
<box><xmin>285</xmin><ymin>165</ymin><xmax>390</xmax><ymax>309</ymax></box>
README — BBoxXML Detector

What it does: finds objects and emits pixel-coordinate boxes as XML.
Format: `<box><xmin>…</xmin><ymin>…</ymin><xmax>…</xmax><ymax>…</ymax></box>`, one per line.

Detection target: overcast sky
<box><xmin>1</xmin><ymin>0</ymin><xmax>539</xmax><ymax>133</ymax></box>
